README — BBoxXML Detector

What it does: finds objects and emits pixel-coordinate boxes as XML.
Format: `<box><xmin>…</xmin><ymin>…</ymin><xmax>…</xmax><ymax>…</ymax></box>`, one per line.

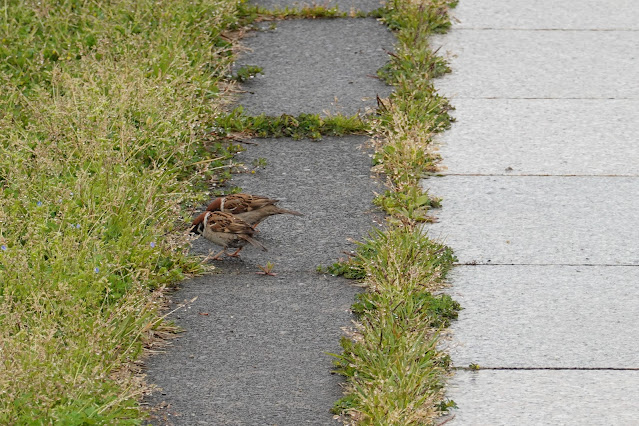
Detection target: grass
<box><xmin>0</xmin><ymin>0</ymin><xmax>244</xmax><ymax>422</ymax></box>
<box><xmin>327</xmin><ymin>227</ymin><xmax>460</xmax><ymax>424</ymax></box>
<box><xmin>237</xmin><ymin>2</ymin><xmax>355</xmax><ymax>22</ymax></box>
<box><xmin>0</xmin><ymin>0</ymin><xmax>459</xmax><ymax>422</ymax></box>
<box><xmin>325</xmin><ymin>0</ymin><xmax>461</xmax><ymax>423</ymax></box>
<box><xmin>231</xmin><ymin>64</ymin><xmax>264</xmax><ymax>82</ymax></box>
<box><xmin>215</xmin><ymin>107</ymin><xmax>370</xmax><ymax>140</ymax></box>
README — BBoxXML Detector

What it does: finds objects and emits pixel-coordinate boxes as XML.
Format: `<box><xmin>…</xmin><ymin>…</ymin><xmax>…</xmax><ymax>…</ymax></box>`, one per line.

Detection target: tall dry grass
<box><xmin>0</xmin><ymin>0</ymin><xmax>242</xmax><ymax>422</ymax></box>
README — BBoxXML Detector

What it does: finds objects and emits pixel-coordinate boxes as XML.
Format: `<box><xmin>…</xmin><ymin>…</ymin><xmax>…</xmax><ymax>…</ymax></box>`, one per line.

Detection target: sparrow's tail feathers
<box><xmin>240</xmin><ymin>235</ymin><xmax>267</xmax><ymax>251</ymax></box>
<box><xmin>276</xmin><ymin>207</ymin><xmax>303</xmax><ymax>217</ymax></box>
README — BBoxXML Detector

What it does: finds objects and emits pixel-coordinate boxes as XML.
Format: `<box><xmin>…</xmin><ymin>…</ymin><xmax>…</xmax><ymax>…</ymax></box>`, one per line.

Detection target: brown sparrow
<box><xmin>192</xmin><ymin>211</ymin><xmax>266</xmax><ymax>261</ymax></box>
<box><xmin>191</xmin><ymin>193</ymin><xmax>302</xmax><ymax>228</ymax></box>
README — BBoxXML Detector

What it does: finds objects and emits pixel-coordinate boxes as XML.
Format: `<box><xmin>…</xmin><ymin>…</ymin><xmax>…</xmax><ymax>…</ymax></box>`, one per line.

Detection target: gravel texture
<box><xmin>235</xmin><ymin>18</ymin><xmax>394</xmax><ymax>116</ymax></box>
<box><xmin>145</xmin><ymin>272</ymin><xmax>360</xmax><ymax>425</ymax></box>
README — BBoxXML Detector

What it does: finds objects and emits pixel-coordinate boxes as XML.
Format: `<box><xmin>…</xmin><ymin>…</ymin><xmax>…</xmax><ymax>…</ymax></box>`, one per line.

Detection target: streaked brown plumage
<box><xmin>191</xmin><ymin>193</ymin><xmax>302</xmax><ymax>230</ymax></box>
<box><xmin>194</xmin><ymin>211</ymin><xmax>266</xmax><ymax>261</ymax></box>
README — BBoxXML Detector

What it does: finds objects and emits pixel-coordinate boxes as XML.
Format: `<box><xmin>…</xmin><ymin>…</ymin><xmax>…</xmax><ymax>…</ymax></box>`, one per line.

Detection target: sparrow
<box><xmin>192</xmin><ymin>211</ymin><xmax>267</xmax><ymax>261</ymax></box>
<box><xmin>191</xmin><ymin>193</ymin><xmax>303</xmax><ymax>228</ymax></box>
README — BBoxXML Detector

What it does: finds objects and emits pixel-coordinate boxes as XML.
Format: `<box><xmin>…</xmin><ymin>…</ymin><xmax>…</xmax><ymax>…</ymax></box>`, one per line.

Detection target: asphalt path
<box><xmin>144</xmin><ymin>2</ymin><xmax>393</xmax><ymax>424</ymax></box>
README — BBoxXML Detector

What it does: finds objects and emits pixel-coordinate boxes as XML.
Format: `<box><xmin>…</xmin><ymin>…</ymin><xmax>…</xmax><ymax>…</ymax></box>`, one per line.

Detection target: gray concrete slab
<box><xmin>423</xmin><ymin>176</ymin><xmax>639</xmax><ymax>265</ymax></box>
<box><xmin>449</xmin><ymin>0</ymin><xmax>639</xmax><ymax>30</ymax></box>
<box><xmin>189</xmin><ymin>136</ymin><xmax>383</xmax><ymax>272</ymax></box>
<box><xmin>447</xmin><ymin>370</ymin><xmax>639</xmax><ymax>425</ymax></box>
<box><xmin>432</xmin><ymin>0</ymin><xmax>639</xmax><ymax>421</ymax></box>
<box><xmin>435</xmin><ymin>99</ymin><xmax>639</xmax><ymax>176</ymax></box>
<box><xmin>145</xmin><ymin>272</ymin><xmax>358</xmax><ymax>425</ymax></box>
<box><xmin>251</xmin><ymin>0</ymin><xmax>384</xmax><ymax>14</ymax></box>
<box><xmin>431</xmin><ymin>30</ymin><xmax>639</xmax><ymax>99</ymax></box>
<box><xmin>446</xmin><ymin>265</ymin><xmax>639</xmax><ymax>368</ymax></box>
<box><xmin>235</xmin><ymin>18</ymin><xmax>394</xmax><ymax>116</ymax></box>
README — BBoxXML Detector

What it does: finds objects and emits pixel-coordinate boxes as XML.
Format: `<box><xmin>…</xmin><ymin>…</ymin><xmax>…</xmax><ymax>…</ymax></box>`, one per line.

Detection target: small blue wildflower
<box><xmin>37</xmin><ymin>201</ymin><xmax>43</xmax><ymax>207</ymax></box>
<box><xmin>76</xmin><ymin>224</ymin><xmax>81</xmax><ymax>229</ymax></box>
<box><xmin>1</xmin><ymin>245</ymin><xmax>6</xmax><ymax>251</ymax></box>
<box><xmin>94</xmin><ymin>267</ymin><xmax>100</xmax><ymax>273</ymax></box>
<box><xmin>150</xmin><ymin>242</ymin><xmax>156</xmax><ymax>248</ymax></box>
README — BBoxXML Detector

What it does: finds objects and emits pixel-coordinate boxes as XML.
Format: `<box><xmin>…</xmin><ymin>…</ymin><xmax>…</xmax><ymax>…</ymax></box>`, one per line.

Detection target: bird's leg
<box><xmin>227</xmin><ymin>247</ymin><xmax>244</xmax><ymax>257</ymax></box>
<box><xmin>211</xmin><ymin>249</ymin><xmax>228</xmax><ymax>261</ymax></box>
<box><xmin>203</xmin><ymin>249</ymin><xmax>227</xmax><ymax>262</ymax></box>
<box><xmin>201</xmin><ymin>250</ymin><xmax>214</xmax><ymax>263</ymax></box>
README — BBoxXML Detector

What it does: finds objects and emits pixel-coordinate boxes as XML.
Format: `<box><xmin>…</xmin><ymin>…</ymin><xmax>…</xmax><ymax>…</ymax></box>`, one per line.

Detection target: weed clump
<box><xmin>216</xmin><ymin>108</ymin><xmax>370</xmax><ymax>140</ymax></box>
<box><xmin>328</xmin><ymin>0</ymin><xmax>461</xmax><ymax>423</ymax></box>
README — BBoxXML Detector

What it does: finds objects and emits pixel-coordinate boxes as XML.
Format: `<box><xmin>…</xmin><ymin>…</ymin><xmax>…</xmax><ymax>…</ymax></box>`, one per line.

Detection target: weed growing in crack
<box><xmin>329</xmin><ymin>225</ymin><xmax>460</xmax><ymax>422</ymax></box>
<box><xmin>232</xmin><ymin>65</ymin><xmax>264</xmax><ymax>82</ymax></box>
<box><xmin>373</xmin><ymin>187</ymin><xmax>441</xmax><ymax>225</ymax></box>
<box><xmin>237</xmin><ymin>1</ymin><xmax>353</xmax><ymax>23</ymax></box>
<box><xmin>252</xmin><ymin>157</ymin><xmax>269</xmax><ymax>169</ymax></box>
<box><xmin>256</xmin><ymin>261</ymin><xmax>277</xmax><ymax>276</ymax></box>
<box><xmin>215</xmin><ymin>108</ymin><xmax>370</xmax><ymax>140</ymax></box>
